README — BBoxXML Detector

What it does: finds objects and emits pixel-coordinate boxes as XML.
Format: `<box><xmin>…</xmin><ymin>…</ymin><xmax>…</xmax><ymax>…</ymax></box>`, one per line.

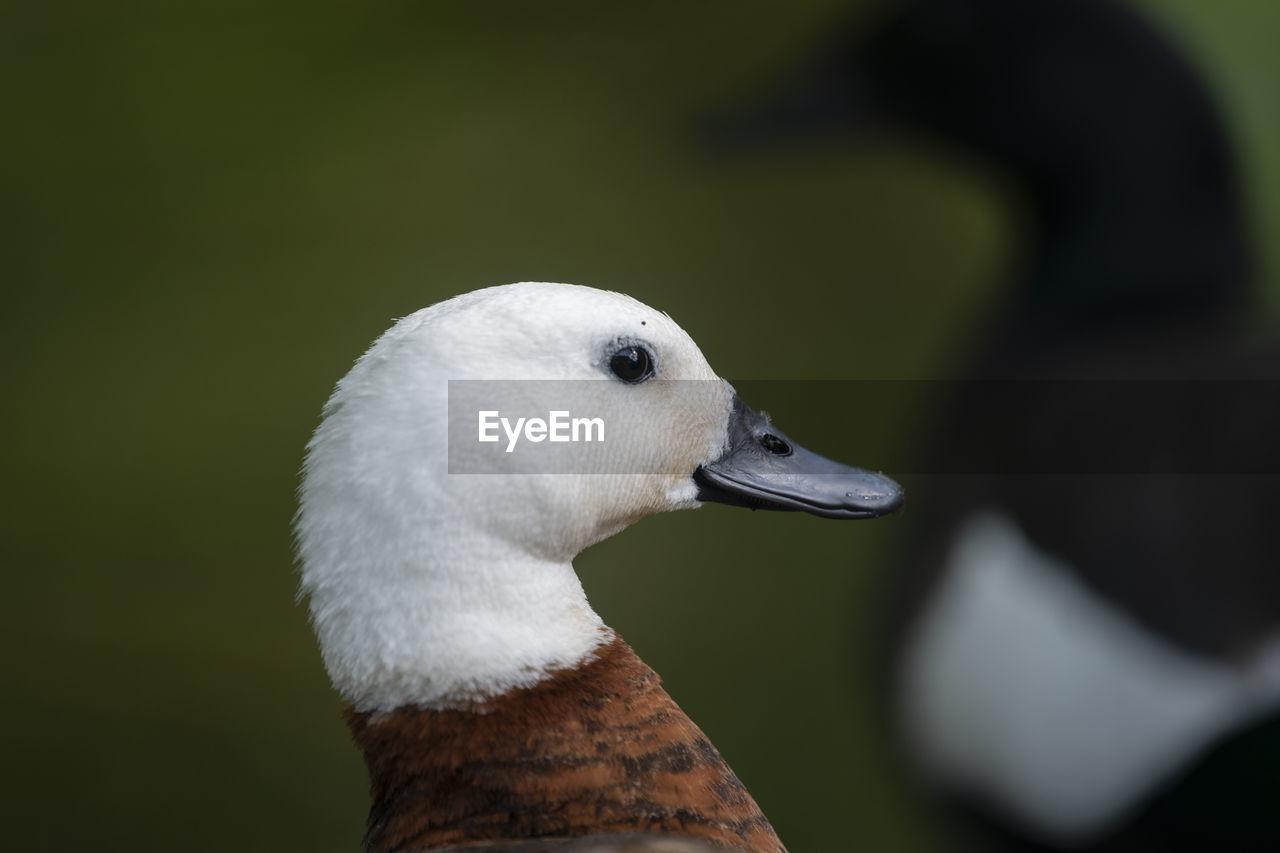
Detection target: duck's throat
<box><xmin>345</xmin><ymin>635</ymin><xmax>786</xmax><ymax>853</ymax></box>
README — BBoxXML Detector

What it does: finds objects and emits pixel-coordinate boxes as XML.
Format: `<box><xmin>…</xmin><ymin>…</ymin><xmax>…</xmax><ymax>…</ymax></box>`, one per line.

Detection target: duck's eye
<box><xmin>760</xmin><ymin>433</ymin><xmax>792</xmax><ymax>456</ymax></box>
<box><xmin>609</xmin><ymin>345</ymin><xmax>654</xmax><ymax>384</ymax></box>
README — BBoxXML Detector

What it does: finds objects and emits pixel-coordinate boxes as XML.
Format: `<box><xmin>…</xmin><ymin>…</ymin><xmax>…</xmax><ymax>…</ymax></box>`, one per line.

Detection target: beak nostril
<box><xmin>760</xmin><ymin>433</ymin><xmax>792</xmax><ymax>456</ymax></box>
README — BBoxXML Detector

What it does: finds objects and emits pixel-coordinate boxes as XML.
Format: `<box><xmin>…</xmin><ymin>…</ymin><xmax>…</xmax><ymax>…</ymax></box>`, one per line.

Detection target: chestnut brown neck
<box><xmin>345</xmin><ymin>636</ymin><xmax>785</xmax><ymax>852</ymax></box>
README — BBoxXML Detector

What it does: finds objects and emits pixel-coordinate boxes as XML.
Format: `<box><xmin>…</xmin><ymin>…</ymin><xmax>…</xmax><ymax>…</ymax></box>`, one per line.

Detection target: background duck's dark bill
<box><xmin>694</xmin><ymin>396</ymin><xmax>904</xmax><ymax>520</ymax></box>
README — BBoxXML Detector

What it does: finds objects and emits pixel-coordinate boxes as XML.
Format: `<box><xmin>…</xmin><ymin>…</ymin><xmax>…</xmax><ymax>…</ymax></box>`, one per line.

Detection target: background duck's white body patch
<box><xmin>902</xmin><ymin>511</ymin><xmax>1280</xmax><ymax>844</ymax></box>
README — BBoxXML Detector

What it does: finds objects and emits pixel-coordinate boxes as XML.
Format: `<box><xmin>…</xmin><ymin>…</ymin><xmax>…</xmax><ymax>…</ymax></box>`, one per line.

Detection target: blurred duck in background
<box><xmin>705</xmin><ymin>0</ymin><xmax>1280</xmax><ymax>849</ymax></box>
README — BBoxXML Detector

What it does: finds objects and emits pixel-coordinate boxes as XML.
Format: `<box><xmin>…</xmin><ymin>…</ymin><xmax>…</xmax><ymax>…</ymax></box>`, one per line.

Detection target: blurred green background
<box><xmin>4</xmin><ymin>1</ymin><xmax>1277</xmax><ymax>850</ymax></box>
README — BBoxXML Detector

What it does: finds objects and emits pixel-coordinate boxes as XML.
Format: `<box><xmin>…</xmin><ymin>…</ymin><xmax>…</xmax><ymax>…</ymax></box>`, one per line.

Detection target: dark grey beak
<box><xmin>693</xmin><ymin>396</ymin><xmax>904</xmax><ymax>520</ymax></box>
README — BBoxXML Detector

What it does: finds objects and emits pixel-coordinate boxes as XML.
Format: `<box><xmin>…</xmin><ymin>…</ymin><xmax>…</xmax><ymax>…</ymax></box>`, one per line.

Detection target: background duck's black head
<box><xmin>707</xmin><ymin>0</ymin><xmax>1255</xmax><ymax>337</ymax></box>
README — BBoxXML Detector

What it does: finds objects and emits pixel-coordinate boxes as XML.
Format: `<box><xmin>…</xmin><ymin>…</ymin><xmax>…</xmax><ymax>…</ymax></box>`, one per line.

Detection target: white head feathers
<box><xmin>296</xmin><ymin>283</ymin><xmax>734</xmax><ymax>711</ymax></box>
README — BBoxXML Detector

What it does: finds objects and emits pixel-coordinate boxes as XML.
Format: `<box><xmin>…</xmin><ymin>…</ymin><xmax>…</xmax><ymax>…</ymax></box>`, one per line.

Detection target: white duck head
<box><xmin>296</xmin><ymin>282</ymin><xmax>901</xmax><ymax>711</ymax></box>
